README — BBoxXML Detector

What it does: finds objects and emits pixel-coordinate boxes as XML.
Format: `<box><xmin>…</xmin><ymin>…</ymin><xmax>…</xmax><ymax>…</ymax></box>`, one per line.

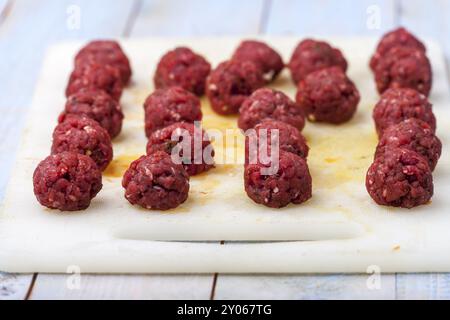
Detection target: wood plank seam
<box><xmin>24</xmin><ymin>273</ymin><xmax>37</xmax><ymax>300</ymax></box>
<box><xmin>122</xmin><ymin>0</ymin><xmax>143</xmax><ymax>37</ymax></box>
<box><xmin>258</xmin><ymin>0</ymin><xmax>273</xmax><ymax>34</ymax></box>
<box><xmin>394</xmin><ymin>0</ymin><xmax>402</xmax><ymax>27</ymax></box>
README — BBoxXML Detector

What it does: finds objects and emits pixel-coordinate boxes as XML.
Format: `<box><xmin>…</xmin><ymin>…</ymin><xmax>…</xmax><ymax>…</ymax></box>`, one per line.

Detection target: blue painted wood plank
<box><xmin>131</xmin><ymin>0</ymin><xmax>265</xmax><ymax>36</ymax></box>
<box><xmin>214</xmin><ymin>274</ymin><xmax>396</xmax><ymax>300</ymax></box>
<box><xmin>399</xmin><ymin>0</ymin><xmax>450</xmax><ymax>71</ymax></box>
<box><xmin>0</xmin><ymin>273</ymin><xmax>34</xmax><ymax>300</ymax></box>
<box><xmin>396</xmin><ymin>273</ymin><xmax>450</xmax><ymax>300</ymax></box>
<box><xmin>29</xmin><ymin>274</ymin><xmax>213</xmax><ymax>300</ymax></box>
<box><xmin>266</xmin><ymin>0</ymin><xmax>397</xmax><ymax>36</ymax></box>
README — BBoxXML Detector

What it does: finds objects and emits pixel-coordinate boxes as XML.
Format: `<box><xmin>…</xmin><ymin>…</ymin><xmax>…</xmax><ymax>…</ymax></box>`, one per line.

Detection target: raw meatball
<box><xmin>244</xmin><ymin>151</ymin><xmax>312</xmax><ymax>208</ymax></box>
<box><xmin>154</xmin><ymin>47</ymin><xmax>211</xmax><ymax>96</ymax></box>
<box><xmin>206</xmin><ymin>60</ymin><xmax>265</xmax><ymax>115</ymax></box>
<box><xmin>61</xmin><ymin>89</ymin><xmax>124</xmax><ymax>138</ymax></box>
<box><xmin>246</xmin><ymin>120</ymin><xmax>309</xmax><ymax>165</ymax></box>
<box><xmin>370</xmin><ymin>27</ymin><xmax>426</xmax><ymax>71</ymax></box>
<box><xmin>373</xmin><ymin>46</ymin><xmax>432</xmax><ymax>96</ymax></box>
<box><xmin>147</xmin><ymin>122</ymin><xmax>214</xmax><ymax>176</ymax></box>
<box><xmin>144</xmin><ymin>87</ymin><xmax>202</xmax><ymax>137</ymax></box>
<box><xmin>51</xmin><ymin>115</ymin><xmax>113</xmax><ymax>171</ymax></box>
<box><xmin>232</xmin><ymin>40</ymin><xmax>284</xmax><ymax>82</ymax></box>
<box><xmin>33</xmin><ymin>152</ymin><xmax>102</xmax><ymax>211</ymax></box>
<box><xmin>66</xmin><ymin>62</ymin><xmax>123</xmax><ymax>101</ymax></box>
<box><xmin>296</xmin><ymin>67</ymin><xmax>360</xmax><ymax>124</ymax></box>
<box><xmin>373</xmin><ymin>88</ymin><xmax>436</xmax><ymax>137</ymax></box>
<box><xmin>375</xmin><ymin>119</ymin><xmax>442</xmax><ymax>171</ymax></box>
<box><xmin>238</xmin><ymin>88</ymin><xmax>305</xmax><ymax>131</ymax></box>
<box><xmin>75</xmin><ymin>40</ymin><xmax>132</xmax><ymax>85</ymax></box>
<box><xmin>366</xmin><ymin>148</ymin><xmax>433</xmax><ymax>209</ymax></box>
<box><xmin>288</xmin><ymin>39</ymin><xmax>348</xmax><ymax>84</ymax></box>
<box><xmin>122</xmin><ymin>152</ymin><xmax>190</xmax><ymax>211</ymax></box>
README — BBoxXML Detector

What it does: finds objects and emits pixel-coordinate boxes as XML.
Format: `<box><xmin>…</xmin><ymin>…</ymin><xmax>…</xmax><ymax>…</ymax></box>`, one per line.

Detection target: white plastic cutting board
<box><xmin>1</xmin><ymin>37</ymin><xmax>450</xmax><ymax>273</ymax></box>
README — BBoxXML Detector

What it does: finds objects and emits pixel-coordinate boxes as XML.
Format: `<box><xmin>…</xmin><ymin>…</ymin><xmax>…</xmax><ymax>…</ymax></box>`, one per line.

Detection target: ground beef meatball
<box><xmin>33</xmin><ymin>152</ymin><xmax>102</xmax><ymax>211</ymax></box>
<box><xmin>238</xmin><ymin>88</ymin><xmax>305</xmax><ymax>131</ymax></box>
<box><xmin>373</xmin><ymin>46</ymin><xmax>432</xmax><ymax>96</ymax></box>
<box><xmin>232</xmin><ymin>40</ymin><xmax>284</xmax><ymax>83</ymax></box>
<box><xmin>296</xmin><ymin>67</ymin><xmax>360</xmax><ymax>124</ymax></box>
<box><xmin>122</xmin><ymin>152</ymin><xmax>190</xmax><ymax>211</ymax></box>
<box><xmin>288</xmin><ymin>39</ymin><xmax>348</xmax><ymax>84</ymax></box>
<box><xmin>366</xmin><ymin>148</ymin><xmax>433</xmax><ymax>209</ymax></box>
<box><xmin>144</xmin><ymin>87</ymin><xmax>202</xmax><ymax>137</ymax></box>
<box><xmin>66</xmin><ymin>62</ymin><xmax>123</xmax><ymax>101</ymax></box>
<box><xmin>375</xmin><ymin>119</ymin><xmax>442</xmax><ymax>171</ymax></box>
<box><xmin>147</xmin><ymin>122</ymin><xmax>214</xmax><ymax>176</ymax></box>
<box><xmin>244</xmin><ymin>151</ymin><xmax>312</xmax><ymax>208</ymax></box>
<box><xmin>51</xmin><ymin>115</ymin><xmax>113</xmax><ymax>171</ymax></box>
<box><xmin>206</xmin><ymin>60</ymin><xmax>265</xmax><ymax>115</ymax></box>
<box><xmin>75</xmin><ymin>40</ymin><xmax>132</xmax><ymax>85</ymax></box>
<box><xmin>370</xmin><ymin>27</ymin><xmax>426</xmax><ymax>71</ymax></box>
<box><xmin>372</xmin><ymin>88</ymin><xmax>436</xmax><ymax>137</ymax></box>
<box><xmin>61</xmin><ymin>89</ymin><xmax>124</xmax><ymax>138</ymax></box>
<box><xmin>154</xmin><ymin>47</ymin><xmax>211</xmax><ymax>96</ymax></box>
<box><xmin>246</xmin><ymin>120</ymin><xmax>309</xmax><ymax>165</ymax></box>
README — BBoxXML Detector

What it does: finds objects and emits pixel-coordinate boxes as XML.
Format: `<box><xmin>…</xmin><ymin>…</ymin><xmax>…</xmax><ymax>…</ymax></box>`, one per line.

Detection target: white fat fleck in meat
<box><xmin>144</xmin><ymin>168</ymin><xmax>153</xmax><ymax>180</ymax></box>
<box><xmin>249</xmin><ymin>101</ymin><xmax>259</xmax><ymax>111</ymax></box>
<box><xmin>209</xmin><ymin>84</ymin><xmax>218</xmax><ymax>91</ymax></box>
<box><xmin>263</xmin><ymin>70</ymin><xmax>275</xmax><ymax>81</ymax></box>
<box><xmin>273</xmin><ymin>187</ymin><xmax>279</xmax><ymax>194</ymax></box>
<box><xmin>169</xmin><ymin>110</ymin><xmax>181</xmax><ymax>120</ymax></box>
<box><xmin>169</xmin><ymin>73</ymin><xmax>175</xmax><ymax>80</ymax></box>
<box><xmin>83</xmin><ymin>125</ymin><xmax>95</xmax><ymax>134</ymax></box>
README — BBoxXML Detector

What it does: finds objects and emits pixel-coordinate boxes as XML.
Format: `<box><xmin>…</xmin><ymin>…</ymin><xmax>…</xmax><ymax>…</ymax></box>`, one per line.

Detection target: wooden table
<box><xmin>1</xmin><ymin>0</ymin><xmax>450</xmax><ymax>300</ymax></box>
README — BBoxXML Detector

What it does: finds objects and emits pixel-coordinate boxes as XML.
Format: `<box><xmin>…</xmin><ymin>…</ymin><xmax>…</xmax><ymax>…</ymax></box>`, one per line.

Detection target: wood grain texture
<box><xmin>265</xmin><ymin>0</ymin><xmax>397</xmax><ymax>36</ymax></box>
<box><xmin>396</xmin><ymin>273</ymin><xmax>450</xmax><ymax>300</ymax></box>
<box><xmin>399</xmin><ymin>0</ymin><xmax>450</xmax><ymax>73</ymax></box>
<box><xmin>131</xmin><ymin>0</ymin><xmax>265</xmax><ymax>36</ymax></box>
<box><xmin>30</xmin><ymin>274</ymin><xmax>213</xmax><ymax>300</ymax></box>
<box><xmin>214</xmin><ymin>274</ymin><xmax>396</xmax><ymax>300</ymax></box>
<box><xmin>0</xmin><ymin>273</ymin><xmax>34</xmax><ymax>300</ymax></box>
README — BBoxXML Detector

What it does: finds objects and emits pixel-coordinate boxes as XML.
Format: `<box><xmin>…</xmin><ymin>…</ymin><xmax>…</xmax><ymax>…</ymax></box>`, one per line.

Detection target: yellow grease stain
<box><xmin>306</xmin><ymin>125</ymin><xmax>377</xmax><ymax>189</ymax></box>
<box><xmin>106</xmin><ymin>94</ymin><xmax>377</xmax><ymax>211</ymax></box>
<box><xmin>104</xmin><ymin>154</ymin><xmax>140</xmax><ymax>178</ymax></box>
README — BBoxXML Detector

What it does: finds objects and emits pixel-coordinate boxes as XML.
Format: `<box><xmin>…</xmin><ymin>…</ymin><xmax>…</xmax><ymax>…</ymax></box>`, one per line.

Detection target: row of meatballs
<box><xmin>33</xmin><ymin>41</ymin><xmax>131</xmax><ymax>211</ymax></box>
<box><xmin>141</xmin><ymin>39</ymin><xmax>361</xmax><ymax>209</ymax></box>
<box><xmin>366</xmin><ymin>28</ymin><xmax>442</xmax><ymax>209</ymax></box>
<box><xmin>33</xmin><ymin>36</ymin><xmax>362</xmax><ymax>211</ymax></box>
